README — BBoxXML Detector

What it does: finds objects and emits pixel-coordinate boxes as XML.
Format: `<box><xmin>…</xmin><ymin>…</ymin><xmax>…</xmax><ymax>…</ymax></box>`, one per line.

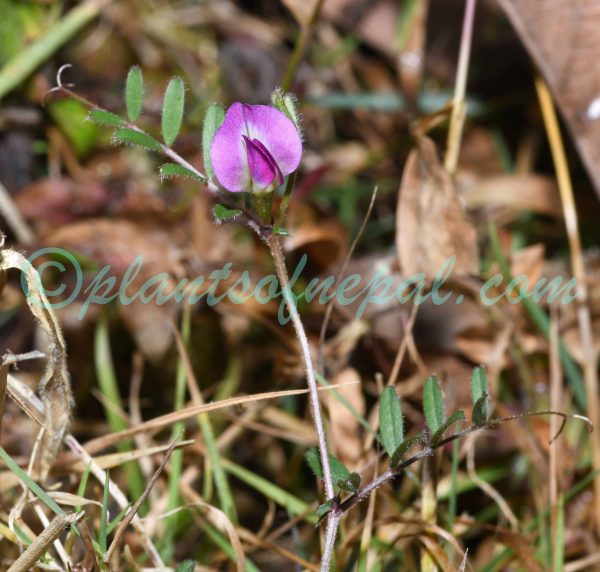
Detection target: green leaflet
<box><xmin>379</xmin><ymin>386</ymin><xmax>404</xmax><ymax>457</ymax></box>
<box><xmin>162</xmin><ymin>76</ymin><xmax>185</xmax><ymax>146</ymax></box>
<box><xmin>423</xmin><ymin>375</ymin><xmax>445</xmax><ymax>433</ymax></box>
<box><xmin>125</xmin><ymin>66</ymin><xmax>144</xmax><ymax>122</ymax></box>
<box><xmin>305</xmin><ymin>447</ymin><xmax>350</xmax><ymax>484</ymax></box>
<box><xmin>159</xmin><ymin>163</ymin><xmax>206</xmax><ymax>183</ymax></box>
<box><xmin>87</xmin><ymin>108</ymin><xmax>123</xmax><ymax>128</ymax></box>
<box><xmin>113</xmin><ymin>128</ymin><xmax>162</xmax><ymax>152</ymax></box>
<box><xmin>430</xmin><ymin>410</ymin><xmax>466</xmax><ymax>446</ymax></box>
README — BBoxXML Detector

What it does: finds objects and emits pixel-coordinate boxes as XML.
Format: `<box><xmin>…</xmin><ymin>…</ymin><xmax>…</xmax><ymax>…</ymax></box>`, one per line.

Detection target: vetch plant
<box><xmin>305</xmin><ymin>367</ymin><xmax>590</xmax><ymax>555</ymax></box>
<box><xmin>53</xmin><ymin>65</ymin><xmax>338</xmax><ymax>569</ymax></box>
<box><xmin>52</xmin><ymin>67</ymin><xmax>592</xmax><ymax>572</ymax></box>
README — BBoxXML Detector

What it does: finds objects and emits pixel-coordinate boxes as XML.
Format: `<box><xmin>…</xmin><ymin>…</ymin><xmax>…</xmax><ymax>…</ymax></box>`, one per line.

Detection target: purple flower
<box><xmin>210</xmin><ymin>102</ymin><xmax>302</xmax><ymax>193</ymax></box>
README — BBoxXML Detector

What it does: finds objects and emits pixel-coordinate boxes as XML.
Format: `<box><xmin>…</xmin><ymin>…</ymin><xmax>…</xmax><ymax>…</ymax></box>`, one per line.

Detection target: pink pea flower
<box><xmin>210</xmin><ymin>102</ymin><xmax>302</xmax><ymax>193</ymax></box>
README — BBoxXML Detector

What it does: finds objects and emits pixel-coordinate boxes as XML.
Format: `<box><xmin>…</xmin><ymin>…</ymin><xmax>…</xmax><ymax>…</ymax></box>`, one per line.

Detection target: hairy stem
<box><xmin>267</xmin><ymin>234</ymin><xmax>334</xmax><ymax>498</ymax></box>
<box><xmin>321</xmin><ymin>511</ymin><xmax>342</xmax><ymax>571</ymax></box>
<box><xmin>338</xmin><ymin>410</ymin><xmax>589</xmax><ymax>516</ymax></box>
<box><xmin>266</xmin><ymin>233</ymin><xmax>339</xmax><ymax>571</ymax></box>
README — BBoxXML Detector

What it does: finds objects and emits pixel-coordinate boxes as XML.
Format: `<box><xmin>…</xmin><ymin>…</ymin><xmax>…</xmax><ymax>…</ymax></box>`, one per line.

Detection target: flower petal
<box><xmin>209</xmin><ymin>102</ymin><xmax>250</xmax><ymax>193</ymax></box>
<box><xmin>239</xmin><ymin>104</ymin><xmax>302</xmax><ymax>176</ymax></box>
<box><xmin>209</xmin><ymin>102</ymin><xmax>302</xmax><ymax>193</ymax></box>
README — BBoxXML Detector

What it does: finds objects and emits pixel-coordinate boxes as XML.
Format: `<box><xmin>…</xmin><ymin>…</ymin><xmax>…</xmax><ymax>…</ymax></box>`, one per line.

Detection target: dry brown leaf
<box><xmin>322</xmin><ymin>0</ymin><xmax>400</xmax><ymax>57</ymax></box>
<box><xmin>396</xmin><ymin>136</ymin><xmax>479</xmax><ymax>278</ymax></box>
<box><xmin>458</xmin><ymin>128</ymin><xmax>506</xmax><ymax>175</ymax></box>
<box><xmin>495</xmin><ymin>529</ymin><xmax>544</xmax><ymax>572</ymax></box>
<box><xmin>326</xmin><ymin>367</ymin><xmax>365</xmax><ymax>467</ymax></box>
<box><xmin>510</xmin><ymin>244</ymin><xmax>545</xmax><ymax>286</ymax></box>
<box><xmin>418</xmin><ymin>534</ymin><xmax>455</xmax><ymax>572</ymax></box>
<box><xmin>497</xmin><ymin>0</ymin><xmax>600</xmax><ymax>198</ymax></box>
<box><xmin>41</xmin><ymin>218</ymin><xmax>184</xmax><ymax>358</ymax></box>
<box><xmin>0</xmin><ymin>248</ymin><xmax>72</xmax><ymax>479</ymax></box>
<box><xmin>284</xmin><ymin>203</ymin><xmax>347</xmax><ymax>270</ymax></box>
<box><xmin>14</xmin><ymin>177</ymin><xmax>109</xmax><ymax>230</ymax></box>
<box><xmin>459</xmin><ymin>173</ymin><xmax>563</xmax><ymax>218</ymax></box>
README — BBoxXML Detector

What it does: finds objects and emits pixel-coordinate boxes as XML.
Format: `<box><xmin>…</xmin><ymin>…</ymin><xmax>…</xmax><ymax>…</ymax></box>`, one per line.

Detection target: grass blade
<box><xmin>162</xmin><ymin>308</ymin><xmax>191</xmax><ymax>560</ymax></box>
<box><xmin>552</xmin><ymin>493</ymin><xmax>565</xmax><ymax>572</ymax></box>
<box><xmin>98</xmin><ymin>470</ymin><xmax>110</xmax><ymax>554</ymax></box>
<box><xmin>94</xmin><ymin>317</ymin><xmax>145</xmax><ymax>507</ymax></box>
<box><xmin>0</xmin><ymin>2</ymin><xmax>102</xmax><ymax>100</ymax></box>
<box><xmin>0</xmin><ymin>446</ymin><xmax>65</xmax><ymax>516</ymax></box>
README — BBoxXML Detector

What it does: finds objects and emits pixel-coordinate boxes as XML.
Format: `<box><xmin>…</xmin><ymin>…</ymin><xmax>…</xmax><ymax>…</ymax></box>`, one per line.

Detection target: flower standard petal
<box><xmin>240</xmin><ymin>104</ymin><xmax>302</xmax><ymax>176</ymax></box>
<box><xmin>210</xmin><ymin>102</ymin><xmax>302</xmax><ymax>193</ymax></box>
<box><xmin>210</xmin><ymin>102</ymin><xmax>250</xmax><ymax>192</ymax></box>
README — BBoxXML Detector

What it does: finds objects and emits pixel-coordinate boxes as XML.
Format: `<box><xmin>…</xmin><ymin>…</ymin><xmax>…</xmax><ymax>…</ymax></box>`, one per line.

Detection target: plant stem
<box><xmin>267</xmin><ymin>234</ymin><xmax>334</xmax><ymax>499</ymax></box>
<box><xmin>281</xmin><ymin>0</ymin><xmax>325</xmax><ymax>91</ymax></box>
<box><xmin>266</xmin><ymin>233</ymin><xmax>339</xmax><ymax>571</ymax></box>
<box><xmin>321</xmin><ymin>512</ymin><xmax>341</xmax><ymax>571</ymax></box>
<box><xmin>338</xmin><ymin>410</ymin><xmax>588</xmax><ymax>516</ymax></box>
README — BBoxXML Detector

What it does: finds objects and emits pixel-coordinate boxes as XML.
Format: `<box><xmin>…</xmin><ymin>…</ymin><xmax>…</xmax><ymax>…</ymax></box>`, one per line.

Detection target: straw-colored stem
<box><xmin>535</xmin><ymin>76</ymin><xmax>600</xmax><ymax>534</ymax></box>
<box><xmin>444</xmin><ymin>0</ymin><xmax>478</xmax><ymax>174</ymax></box>
<box><xmin>281</xmin><ymin>0</ymin><xmax>325</xmax><ymax>91</ymax></box>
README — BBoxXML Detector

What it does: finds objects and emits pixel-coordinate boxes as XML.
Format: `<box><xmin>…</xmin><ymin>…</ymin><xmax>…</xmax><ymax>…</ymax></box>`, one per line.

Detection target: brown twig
<box><xmin>317</xmin><ymin>186</ymin><xmax>378</xmax><ymax>374</ymax></box>
<box><xmin>104</xmin><ymin>436</ymin><xmax>181</xmax><ymax>563</ymax></box>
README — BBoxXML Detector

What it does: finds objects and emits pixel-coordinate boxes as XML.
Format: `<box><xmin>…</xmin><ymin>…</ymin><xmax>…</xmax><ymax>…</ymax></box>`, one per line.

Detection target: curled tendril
<box><xmin>497</xmin><ymin>410</ymin><xmax>593</xmax><ymax>445</ymax></box>
<box><xmin>55</xmin><ymin>64</ymin><xmax>74</xmax><ymax>89</ymax></box>
<box><xmin>42</xmin><ymin>64</ymin><xmax>75</xmax><ymax>106</ymax></box>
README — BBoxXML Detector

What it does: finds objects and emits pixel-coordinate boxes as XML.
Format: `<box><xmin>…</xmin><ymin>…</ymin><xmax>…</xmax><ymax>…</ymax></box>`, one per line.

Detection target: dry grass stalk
<box><xmin>105</xmin><ymin>436</ymin><xmax>180</xmax><ymax>563</ymax></box>
<box><xmin>535</xmin><ymin>76</ymin><xmax>600</xmax><ymax>534</ymax></box>
<box><xmin>6</xmin><ymin>511</ymin><xmax>83</xmax><ymax>572</ymax></box>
